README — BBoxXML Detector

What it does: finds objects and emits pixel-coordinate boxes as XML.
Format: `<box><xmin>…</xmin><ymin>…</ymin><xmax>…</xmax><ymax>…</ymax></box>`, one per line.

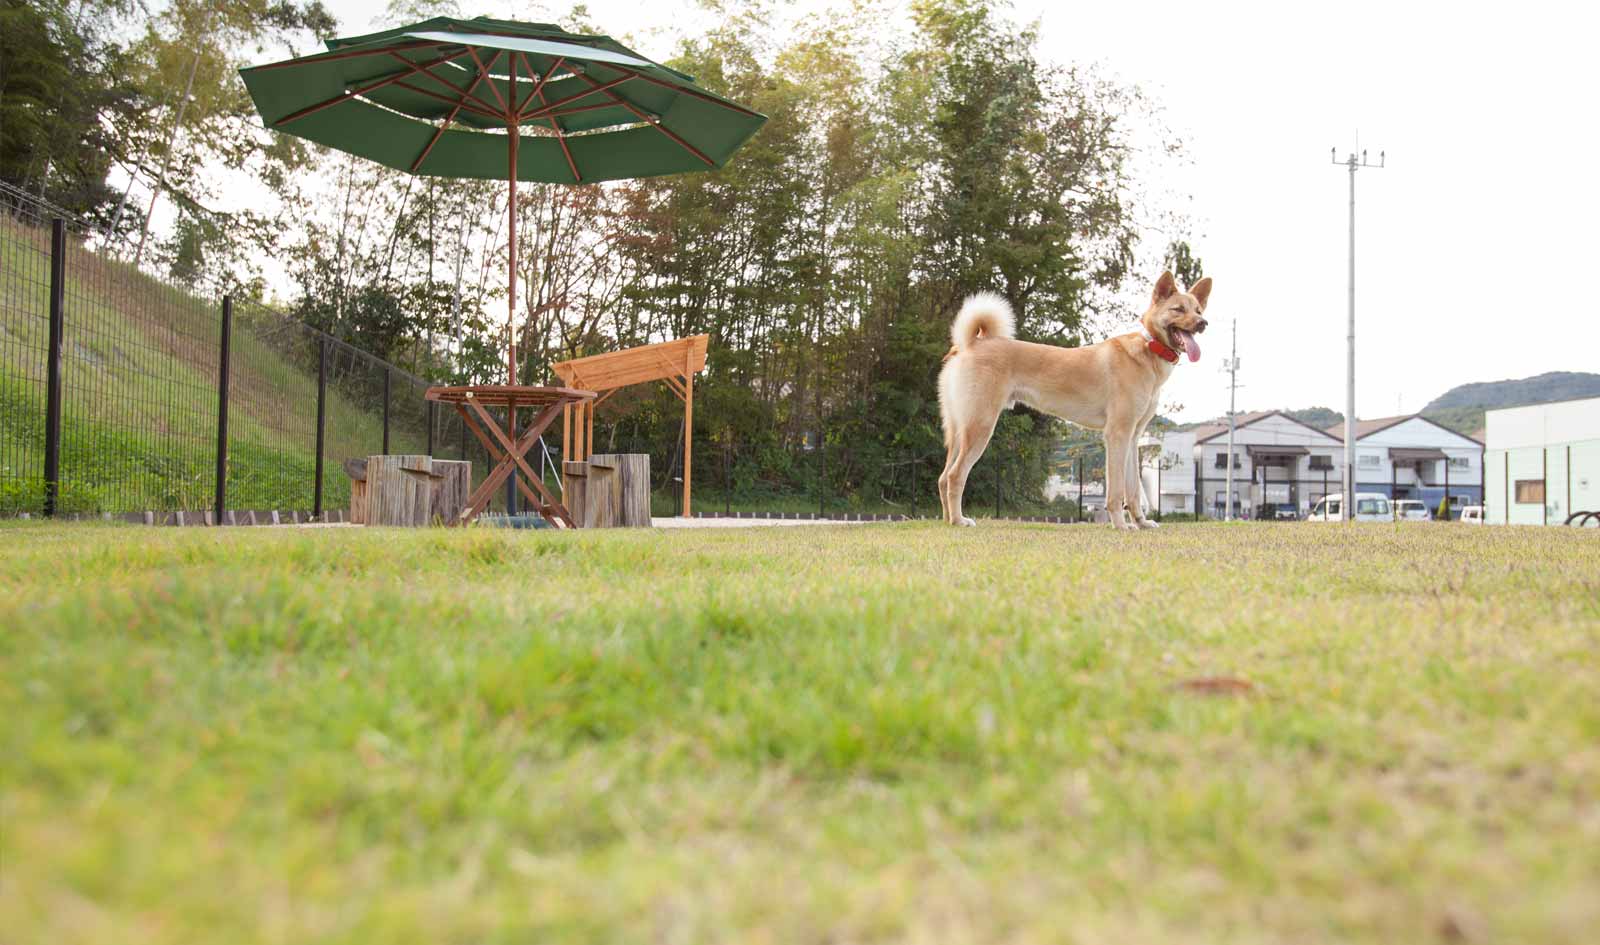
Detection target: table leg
<box><xmin>465</xmin><ymin>398</ymin><xmax>576</xmax><ymax>528</ymax></box>
<box><xmin>454</xmin><ymin>404</ymin><xmax>560</xmax><ymax>523</ymax></box>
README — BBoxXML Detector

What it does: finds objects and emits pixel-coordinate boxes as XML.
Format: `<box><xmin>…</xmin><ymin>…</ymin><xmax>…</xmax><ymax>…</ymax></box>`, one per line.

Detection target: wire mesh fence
<box><xmin>0</xmin><ymin>189</ymin><xmax>57</xmax><ymax>514</ymax></box>
<box><xmin>0</xmin><ymin>186</ymin><xmax>475</xmax><ymax>520</ymax></box>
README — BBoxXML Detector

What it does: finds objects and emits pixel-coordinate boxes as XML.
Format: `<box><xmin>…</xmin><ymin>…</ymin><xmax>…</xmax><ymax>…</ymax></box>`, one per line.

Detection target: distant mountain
<box><xmin>1424</xmin><ymin>372</ymin><xmax>1600</xmax><ymax>411</ymax></box>
<box><xmin>1421</xmin><ymin>372</ymin><xmax>1600</xmax><ymax>437</ymax></box>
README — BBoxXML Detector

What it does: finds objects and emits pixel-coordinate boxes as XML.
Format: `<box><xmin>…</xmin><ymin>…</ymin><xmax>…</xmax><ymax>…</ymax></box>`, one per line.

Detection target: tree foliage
<box><xmin>17</xmin><ymin>0</ymin><xmax>1188</xmax><ymax>509</ymax></box>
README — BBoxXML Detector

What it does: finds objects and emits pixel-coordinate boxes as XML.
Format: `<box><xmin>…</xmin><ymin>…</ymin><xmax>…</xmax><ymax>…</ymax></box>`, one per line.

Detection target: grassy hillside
<box><xmin>0</xmin><ymin>216</ymin><xmax>428</xmax><ymax>514</ymax></box>
<box><xmin>1425</xmin><ymin>371</ymin><xmax>1600</xmax><ymax>411</ymax></box>
<box><xmin>3</xmin><ymin>521</ymin><xmax>1597</xmax><ymax>943</ymax></box>
<box><xmin>1420</xmin><ymin>371</ymin><xmax>1600</xmax><ymax>436</ymax></box>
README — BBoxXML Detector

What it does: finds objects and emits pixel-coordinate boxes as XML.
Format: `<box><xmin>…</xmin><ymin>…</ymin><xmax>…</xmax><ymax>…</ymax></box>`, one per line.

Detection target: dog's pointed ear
<box><xmin>1189</xmin><ymin>277</ymin><xmax>1213</xmax><ymax>311</ymax></box>
<box><xmin>1153</xmin><ymin>271</ymin><xmax>1178</xmax><ymax>304</ymax></box>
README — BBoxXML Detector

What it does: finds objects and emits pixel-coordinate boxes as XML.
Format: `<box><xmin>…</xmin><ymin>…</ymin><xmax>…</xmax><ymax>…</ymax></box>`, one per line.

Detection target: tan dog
<box><xmin>937</xmin><ymin>272</ymin><xmax>1212</xmax><ymax>530</ymax></box>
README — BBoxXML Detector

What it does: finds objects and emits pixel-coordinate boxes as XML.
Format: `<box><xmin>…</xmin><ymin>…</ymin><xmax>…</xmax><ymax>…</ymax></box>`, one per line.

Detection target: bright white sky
<box><xmin>296</xmin><ymin>0</ymin><xmax>1600</xmax><ymax>423</ymax></box>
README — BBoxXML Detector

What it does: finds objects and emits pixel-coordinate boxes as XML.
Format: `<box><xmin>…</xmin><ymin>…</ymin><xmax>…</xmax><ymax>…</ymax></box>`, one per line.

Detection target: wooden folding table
<box><xmin>425</xmin><ymin>385</ymin><xmax>597</xmax><ymax>528</ymax></box>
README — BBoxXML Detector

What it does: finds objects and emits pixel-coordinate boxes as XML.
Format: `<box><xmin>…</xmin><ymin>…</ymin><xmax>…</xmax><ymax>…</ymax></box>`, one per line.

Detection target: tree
<box><xmin>1164</xmin><ymin>240</ymin><xmax>1205</xmax><ymax>289</ymax></box>
<box><xmin>0</xmin><ymin>0</ymin><xmax>134</xmax><ymax>216</ymax></box>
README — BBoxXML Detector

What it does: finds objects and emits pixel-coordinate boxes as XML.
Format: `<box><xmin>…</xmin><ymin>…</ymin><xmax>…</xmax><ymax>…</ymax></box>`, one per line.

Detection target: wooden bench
<box><xmin>561</xmin><ymin>453</ymin><xmax>651</xmax><ymax>528</ymax></box>
<box><xmin>343</xmin><ymin>456</ymin><xmax>472</xmax><ymax>526</ymax></box>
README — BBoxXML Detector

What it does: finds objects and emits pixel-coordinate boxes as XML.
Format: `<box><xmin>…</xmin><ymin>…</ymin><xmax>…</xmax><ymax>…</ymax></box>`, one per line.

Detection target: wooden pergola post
<box><xmin>683</xmin><ymin>345</ymin><xmax>694</xmax><ymax>517</ymax></box>
<box><xmin>550</xmin><ymin>335</ymin><xmax>710</xmax><ymax>518</ymax></box>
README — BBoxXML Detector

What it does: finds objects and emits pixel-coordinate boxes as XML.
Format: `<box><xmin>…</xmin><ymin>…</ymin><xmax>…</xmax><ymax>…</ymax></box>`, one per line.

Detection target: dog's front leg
<box><xmin>1127</xmin><ymin>420</ymin><xmax>1160</xmax><ymax>529</ymax></box>
<box><xmin>1102</xmin><ymin>425</ymin><xmax>1138</xmax><ymax>531</ymax></box>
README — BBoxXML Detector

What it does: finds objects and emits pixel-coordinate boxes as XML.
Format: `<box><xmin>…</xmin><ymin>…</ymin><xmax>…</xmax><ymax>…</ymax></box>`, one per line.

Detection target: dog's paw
<box><xmin>957</xmin><ymin>516</ymin><xmax>976</xmax><ymax>527</ymax></box>
<box><xmin>1138</xmin><ymin>519</ymin><xmax>1161</xmax><ymax>530</ymax></box>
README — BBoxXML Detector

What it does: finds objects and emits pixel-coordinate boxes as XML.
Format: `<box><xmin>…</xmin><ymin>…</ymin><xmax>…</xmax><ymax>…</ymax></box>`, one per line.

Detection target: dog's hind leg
<box><xmin>1127</xmin><ymin>411</ymin><xmax>1160</xmax><ymax>529</ymax></box>
<box><xmin>944</xmin><ymin>416</ymin><xmax>997</xmax><ymax>527</ymax></box>
<box><xmin>937</xmin><ymin>440</ymin><xmax>958</xmax><ymax>523</ymax></box>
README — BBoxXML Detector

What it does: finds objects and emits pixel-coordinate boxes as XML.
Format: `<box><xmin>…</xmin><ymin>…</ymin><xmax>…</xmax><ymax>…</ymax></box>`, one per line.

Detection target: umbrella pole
<box><xmin>506</xmin><ymin>111</ymin><xmax>519</xmax><ymax>514</ymax></box>
<box><xmin>507</xmin><ymin>125</ymin><xmax>518</xmax><ymax>387</ymax></box>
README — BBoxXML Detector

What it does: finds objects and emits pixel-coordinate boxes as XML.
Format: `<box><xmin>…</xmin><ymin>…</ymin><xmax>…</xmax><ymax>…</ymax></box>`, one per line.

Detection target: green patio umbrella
<box><xmin>240</xmin><ymin>15</ymin><xmax>765</xmax><ymax>384</ymax></box>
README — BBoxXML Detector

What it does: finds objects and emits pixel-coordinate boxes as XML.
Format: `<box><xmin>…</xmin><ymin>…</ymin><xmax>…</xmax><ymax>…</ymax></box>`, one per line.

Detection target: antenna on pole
<box><xmin>1330</xmin><ymin>139</ymin><xmax>1386</xmax><ymax>523</ymax></box>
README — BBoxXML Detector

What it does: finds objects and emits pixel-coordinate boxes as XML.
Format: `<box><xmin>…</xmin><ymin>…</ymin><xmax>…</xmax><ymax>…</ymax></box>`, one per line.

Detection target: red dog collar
<box><xmin>1138</xmin><ymin>326</ymin><xmax>1180</xmax><ymax>364</ymax></box>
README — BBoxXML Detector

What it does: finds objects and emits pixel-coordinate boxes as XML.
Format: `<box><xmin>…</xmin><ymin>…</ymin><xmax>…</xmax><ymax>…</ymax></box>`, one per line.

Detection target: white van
<box><xmin>1460</xmin><ymin>505</ymin><xmax>1484</xmax><ymax>525</ymax></box>
<box><xmin>1308</xmin><ymin>492</ymin><xmax>1392</xmax><ymax>522</ymax></box>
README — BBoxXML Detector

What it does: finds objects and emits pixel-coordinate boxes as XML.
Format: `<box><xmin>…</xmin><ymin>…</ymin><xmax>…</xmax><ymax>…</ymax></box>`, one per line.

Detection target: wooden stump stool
<box><xmin>342</xmin><ymin>456</ymin><xmax>473</xmax><ymax>526</ymax></box>
<box><xmin>563</xmin><ymin>453</ymin><xmax>651</xmax><ymax>528</ymax></box>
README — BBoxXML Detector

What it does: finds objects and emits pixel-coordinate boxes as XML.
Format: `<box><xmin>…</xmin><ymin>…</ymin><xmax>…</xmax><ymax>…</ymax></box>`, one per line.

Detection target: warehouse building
<box><xmin>1483</xmin><ymin>396</ymin><xmax>1600</xmax><ymax>525</ymax></box>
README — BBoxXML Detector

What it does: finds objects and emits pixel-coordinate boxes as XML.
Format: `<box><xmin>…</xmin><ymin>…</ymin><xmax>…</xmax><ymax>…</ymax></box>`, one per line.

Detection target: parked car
<box><xmin>1460</xmin><ymin>505</ymin><xmax>1484</xmax><ymax>525</ymax></box>
<box><xmin>1306</xmin><ymin>495</ymin><xmax>1341</xmax><ymax>522</ymax></box>
<box><xmin>1391</xmin><ymin>499</ymin><xmax>1432</xmax><ymax>521</ymax></box>
<box><xmin>1307</xmin><ymin>492</ymin><xmax>1392</xmax><ymax>522</ymax></box>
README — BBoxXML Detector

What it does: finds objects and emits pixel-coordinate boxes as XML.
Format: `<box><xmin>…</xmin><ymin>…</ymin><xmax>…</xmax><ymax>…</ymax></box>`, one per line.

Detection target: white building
<box><xmin>1483</xmin><ymin>396</ymin><xmax>1600</xmax><ymax>525</ymax></box>
<box><xmin>1188</xmin><ymin>411</ymin><xmax>1345</xmax><ymax>519</ymax></box>
<box><xmin>1043</xmin><ymin>474</ymin><xmax>1105</xmax><ymax>513</ymax></box>
<box><xmin>1321</xmin><ymin>415</ymin><xmax>1484</xmax><ymax>517</ymax></box>
<box><xmin>1139</xmin><ymin>430</ymin><xmax>1196</xmax><ymax>515</ymax></box>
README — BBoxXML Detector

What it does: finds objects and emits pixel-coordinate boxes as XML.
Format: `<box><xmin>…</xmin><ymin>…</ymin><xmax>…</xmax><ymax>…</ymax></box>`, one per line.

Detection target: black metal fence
<box><xmin>0</xmin><ymin>188</ymin><xmax>515</xmax><ymax>520</ymax></box>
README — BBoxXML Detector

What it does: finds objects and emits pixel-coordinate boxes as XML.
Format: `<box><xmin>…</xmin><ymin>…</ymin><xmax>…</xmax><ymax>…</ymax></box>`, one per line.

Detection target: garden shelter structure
<box><xmin>551</xmin><ymin>335</ymin><xmax>708</xmax><ymax>516</ymax></box>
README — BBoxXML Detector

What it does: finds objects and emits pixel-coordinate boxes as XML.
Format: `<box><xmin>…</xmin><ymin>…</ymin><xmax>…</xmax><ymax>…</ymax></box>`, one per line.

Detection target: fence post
<box><xmin>995</xmin><ymin>457</ymin><xmax>1002</xmax><ymax>519</ymax></box>
<box><xmin>910</xmin><ymin>450</ymin><xmax>917</xmax><ymax>519</ymax></box>
<box><xmin>43</xmin><ymin>219</ymin><xmax>66</xmax><ymax>517</ymax></box>
<box><xmin>426</xmin><ymin>400</ymin><xmax>436</xmax><ymax>457</ymax></box>
<box><xmin>1076</xmin><ymin>456</ymin><xmax>1083</xmax><ymax>523</ymax></box>
<box><xmin>381</xmin><ymin>367</ymin><xmax>391</xmax><ymax>454</ymax></box>
<box><xmin>214</xmin><ymin>295</ymin><xmax>232</xmax><ymax>523</ymax></box>
<box><xmin>314</xmin><ymin>338</ymin><xmax>327</xmax><ymax>519</ymax></box>
<box><xmin>817</xmin><ymin>423</ymin><xmax>826</xmax><ymax>519</ymax></box>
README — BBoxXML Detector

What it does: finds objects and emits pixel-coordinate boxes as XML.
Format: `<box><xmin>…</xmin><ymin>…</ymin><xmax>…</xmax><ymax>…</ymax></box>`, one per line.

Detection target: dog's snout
<box><xmin>1195</xmin><ymin>318</ymin><xmax>1209</xmax><ymax>333</ymax></box>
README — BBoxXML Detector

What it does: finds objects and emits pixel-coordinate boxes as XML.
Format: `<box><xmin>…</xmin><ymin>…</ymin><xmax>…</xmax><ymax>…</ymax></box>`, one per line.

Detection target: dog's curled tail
<box><xmin>949</xmin><ymin>291</ymin><xmax>1015</xmax><ymax>353</ymax></box>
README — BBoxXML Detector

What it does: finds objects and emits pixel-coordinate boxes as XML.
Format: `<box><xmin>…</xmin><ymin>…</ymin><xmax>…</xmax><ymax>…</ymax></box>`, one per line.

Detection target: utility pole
<box><xmin>1222</xmin><ymin>320</ymin><xmax>1240</xmax><ymax>521</ymax></box>
<box><xmin>1331</xmin><ymin>142</ymin><xmax>1385</xmax><ymax>523</ymax></box>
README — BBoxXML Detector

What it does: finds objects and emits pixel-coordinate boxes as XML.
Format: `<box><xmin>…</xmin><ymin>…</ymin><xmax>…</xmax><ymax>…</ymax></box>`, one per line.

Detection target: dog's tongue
<box><xmin>1173</xmin><ymin>329</ymin><xmax>1201</xmax><ymax>363</ymax></box>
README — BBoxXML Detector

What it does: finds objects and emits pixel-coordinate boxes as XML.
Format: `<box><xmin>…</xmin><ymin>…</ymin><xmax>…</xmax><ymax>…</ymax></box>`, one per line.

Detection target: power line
<box><xmin>1330</xmin><ymin>142</ymin><xmax>1385</xmax><ymax>523</ymax></box>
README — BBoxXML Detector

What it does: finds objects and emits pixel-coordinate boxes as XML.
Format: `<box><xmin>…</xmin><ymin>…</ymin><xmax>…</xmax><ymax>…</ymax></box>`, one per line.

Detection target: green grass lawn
<box><xmin>3</xmin><ymin>521</ymin><xmax>1597</xmax><ymax>944</ymax></box>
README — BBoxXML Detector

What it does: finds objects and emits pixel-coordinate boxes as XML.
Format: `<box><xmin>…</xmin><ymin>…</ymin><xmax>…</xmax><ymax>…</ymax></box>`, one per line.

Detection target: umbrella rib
<box><xmin>388</xmin><ymin>50</ymin><xmax>503</xmax><ymax>117</ymax></box>
<box><xmin>523</xmin><ymin>54</ymin><xmax>580</xmax><ymax>183</ymax></box>
<box><xmin>391</xmin><ymin>79</ymin><xmax>505</xmax><ymax>122</ymax></box>
<box><xmin>609</xmin><ymin>65</ymin><xmax>765</xmax><ymax>119</ymax></box>
<box><xmin>252</xmin><ymin>39</ymin><xmax>446</xmax><ymax>71</ymax></box>
<box><xmin>535</xmin><ymin>101</ymin><xmax>624</xmax><ymax>120</ymax></box>
<box><xmin>465</xmin><ymin>47</ymin><xmax>509</xmax><ymax>113</ymax></box>
<box><xmin>562</xmin><ymin>65</ymin><xmax>716</xmax><ymax>167</ymax></box>
<box><xmin>273</xmin><ymin>48</ymin><xmax>477</xmax><ymax>127</ymax></box>
<box><xmin>409</xmin><ymin>52</ymin><xmax>502</xmax><ymax>173</ymax></box>
<box><xmin>514</xmin><ymin>54</ymin><xmax>562</xmax><ymax>119</ymax></box>
<box><xmin>521</xmin><ymin>73</ymin><xmax>635</xmax><ymax>121</ymax></box>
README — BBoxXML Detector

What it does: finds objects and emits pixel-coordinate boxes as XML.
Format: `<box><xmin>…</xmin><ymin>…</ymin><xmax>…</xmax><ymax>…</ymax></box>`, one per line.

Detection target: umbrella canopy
<box><xmin>241</xmin><ymin>16</ymin><xmax>765</xmax><ymax>184</ymax></box>
<box><xmin>240</xmin><ymin>16</ymin><xmax>766</xmax><ymax>382</ymax></box>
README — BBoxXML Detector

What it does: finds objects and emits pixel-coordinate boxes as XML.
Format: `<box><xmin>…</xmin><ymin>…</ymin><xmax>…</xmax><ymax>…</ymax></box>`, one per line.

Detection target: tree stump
<box><xmin>366</xmin><ymin>455</ymin><xmax>432</xmax><ymax>526</ymax></box>
<box><xmin>585</xmin><ymin>453</ymin><xmax>651</xmax><ymax>528</ymax></box>
<box><xmin>562</xmin><ymin>461</ymin><xmax>589</xmax><ymax>527</ymax></box>
<box><xmin>343</xmin><ymin>458</ymin><xmax>369</xmax><ymax>524</ymax></box>
<box><xmin>430</xmin><ymin>460</ymin><xmax>472</xmax><ymax>525</ymax></box>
